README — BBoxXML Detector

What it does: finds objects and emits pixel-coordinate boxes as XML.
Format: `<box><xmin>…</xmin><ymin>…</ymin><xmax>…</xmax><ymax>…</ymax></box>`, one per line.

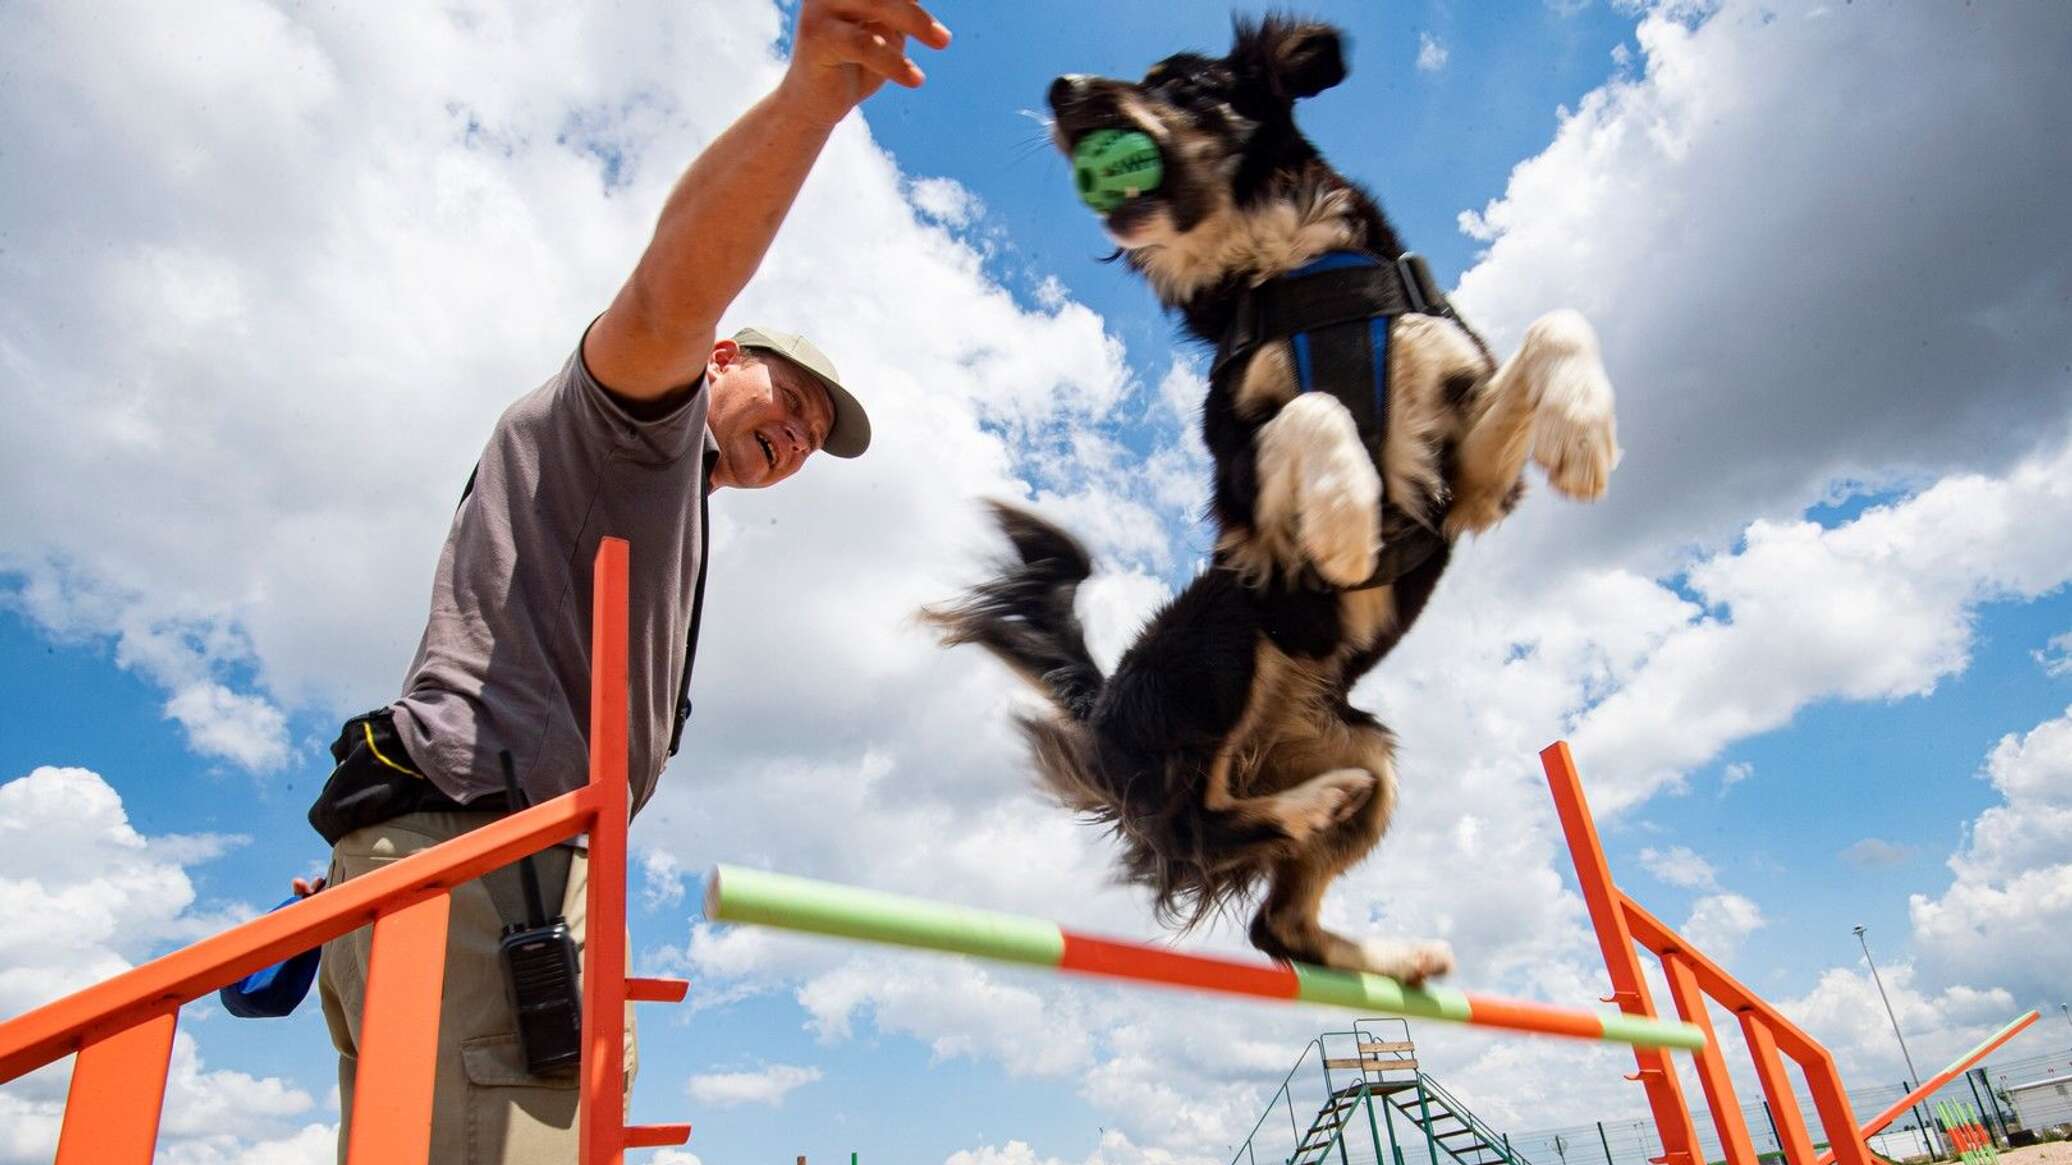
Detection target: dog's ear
<box><xmin>1233</xmin><ymin>15</ymin><xmax>1348</xmax><ymax>102</ymax></box>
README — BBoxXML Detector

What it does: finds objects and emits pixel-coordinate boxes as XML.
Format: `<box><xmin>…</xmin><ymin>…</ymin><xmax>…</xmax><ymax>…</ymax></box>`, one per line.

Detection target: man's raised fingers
<box><xmin>831</xmin><ymin>0</ymin><xmax>950</xmax><ymax>51</ymax></box>
<box><xmin>838</xmin><ymin>20</ymin><xmax>924</xmax><ymax>88</ymax></box>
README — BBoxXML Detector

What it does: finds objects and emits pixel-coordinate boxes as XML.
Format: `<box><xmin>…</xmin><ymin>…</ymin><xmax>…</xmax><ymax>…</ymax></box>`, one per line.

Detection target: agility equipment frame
<box><xmin>1541</xmin><ymin>741</ymin><xmax>2038</xmax><ymax>1165</ymax></box>
<box><xmin>0</xmin><ymin>538</ymin><xmax>689</xmax><ymax>1164</ymax></box>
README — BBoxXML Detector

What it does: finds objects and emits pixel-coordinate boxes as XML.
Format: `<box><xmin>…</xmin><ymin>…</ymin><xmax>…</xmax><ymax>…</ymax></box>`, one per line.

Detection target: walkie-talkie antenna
<box><xmin>498</xmin><ymin>750</ymin><xmax>549</xmax><ymax>930</ymax></box>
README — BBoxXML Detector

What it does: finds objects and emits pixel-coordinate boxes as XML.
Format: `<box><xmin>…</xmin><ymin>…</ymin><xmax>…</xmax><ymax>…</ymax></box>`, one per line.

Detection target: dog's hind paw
<box><xmin>1274</xmin><ymin>768</ymin><xmax>1378</xmax><ymax>841</ymax></box>
<box><xmin>1356</xmin><ymin>937</ymin><xmax>1455</xmax><ymax>986</ymax></box>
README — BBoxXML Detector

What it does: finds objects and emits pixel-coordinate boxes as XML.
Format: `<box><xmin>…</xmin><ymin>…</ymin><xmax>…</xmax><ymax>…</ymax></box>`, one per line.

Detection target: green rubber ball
<box><xmin>1072</xmin><ymin>129</ymin><xmax>1164</xmax><ymax>215</ymax></box>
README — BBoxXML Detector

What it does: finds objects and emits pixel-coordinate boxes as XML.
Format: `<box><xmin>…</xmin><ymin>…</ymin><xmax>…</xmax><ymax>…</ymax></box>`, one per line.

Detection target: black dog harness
<box><xmin>1211</xmin><ymin>249</ymin><xmax>1456</xmax><ymax>590</ymax></box>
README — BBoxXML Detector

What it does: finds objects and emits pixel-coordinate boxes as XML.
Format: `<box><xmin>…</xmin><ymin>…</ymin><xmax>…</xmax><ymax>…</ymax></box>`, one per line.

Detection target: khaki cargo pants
<box><xmin>318</xmin><ymin>811</ymin><xmax>636</xmax><ymax>1164</ymax></box>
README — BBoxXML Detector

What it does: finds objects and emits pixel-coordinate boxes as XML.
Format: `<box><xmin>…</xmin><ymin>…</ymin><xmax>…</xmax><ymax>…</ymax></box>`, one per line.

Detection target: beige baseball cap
<box><xmin>732</xmin><ymin>326</ymin><xmax>871</xmax><ymax>459</ymax></box>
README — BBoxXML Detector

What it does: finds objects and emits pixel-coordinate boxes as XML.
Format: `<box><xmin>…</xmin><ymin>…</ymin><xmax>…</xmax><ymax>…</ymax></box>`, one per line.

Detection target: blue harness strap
<box><xmin>1284</xmin><ymin>252</ymin><xmax>1392</xmax><ymax>452</ymax></box>
<box><xmin>1367</xmin><ymin>315</ymin><xmax>1389</xmax><ymax>418</ymax></box>
<box><xmin>1289</xmin><ymin>330</ymin><xmax>1314</xmax><ymax>391</ymax></box>
<box><xmin>1286</xmin><ymin>251</ymin><xmax>1380</xmax><ymax>276</ymax></box>
<box><xmin>1210</xmin><ymin>248</ymin><xmax>1457</xmax><ymax>590</ymax></box>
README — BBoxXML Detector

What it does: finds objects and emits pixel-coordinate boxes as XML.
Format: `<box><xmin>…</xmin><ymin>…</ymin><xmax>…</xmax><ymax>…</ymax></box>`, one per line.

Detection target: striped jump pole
<box><xmin>704</xmin><ymin>866</ymin><xmax>1705</xmax><ymax>1051</ymax></box>
<box><xmin>1815</xmin><ymin>1010</ymin><xmax>2038</xmax><ymax>1165</ymax></box>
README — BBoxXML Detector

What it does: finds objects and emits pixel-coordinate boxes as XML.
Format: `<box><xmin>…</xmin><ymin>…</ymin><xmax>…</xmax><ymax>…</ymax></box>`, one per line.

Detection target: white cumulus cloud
<box><xmin>1777</xmin><ymin>961</ymin><xmax>2017</xmax><ymax>1088</ymax></box>
<box><xmin>2036</xmin><ymin>632</ymin><xmax>2072</xmax><ymax>677</ymax></box>
<box><xmin>1681</xmin><ymin>893</ymin><xmax>1764</xmax><ymax>960</ymax></box>
<box><xmin>686</xmin><ymin>1062</ymin><xmax>823</xmax><ymax>1108</ymax></box>
<box><xmin>0</xmin><ymin>768</ymin><xmax>324</xmax><ymax>1165</ymax></box>
<box><xmin>1417</xmin><ymin>32</ymin><xmax>1450</xmax><ymax>73</ymax></box>
<box><xmin>1639</xmin><ymin>845</ymin><xmax>1719</xmax><ymax>890</ymax></box>
<box><xmin>1910</xmin><ymin>705</ymin><xmax>2072</xmax><ymax>1001</ymax></box>
<box><xmin>948</xmin><ymin>1129</ymin><xmax>1189</xmax><ymax>1165</ymax></box>
<box><xmin>1565</xmin><ymin>440</ymin><xmax>2072</xmax><ymax>811</ymax></box>
<box><xmin>640</xmin><ymin>848</ymin><xmax>689</xmax><ymax>911</ymax></box>
<box><xmin>163</xmin><ymin>681</ymin><xmax>291</xmax><ymax>772</ymax></box>
<box><xmin>1452</xmin><ymin>1</ymin><xmax>2072</xmax><ymax>574</ymax></box>
<box><xmin>0</xmin><ymin>765</ymin><xmax>251</xmax><ymax>1016</ymax></box>
<box><xmin>1841</xmin><ymin>839</ymin><xmax>1913</xmax><ymax>869</ymax></box>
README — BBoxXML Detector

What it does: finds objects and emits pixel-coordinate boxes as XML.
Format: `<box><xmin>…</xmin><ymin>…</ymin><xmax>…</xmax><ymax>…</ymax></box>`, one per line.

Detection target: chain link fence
<box><xmin>1499</xmin><ymin>1043</ymin><xmax>2072</xmax><ymax>1165</ymax></box>
<box><xmin>1234</xmin><ymin>1034</ymin><xmax>2072</xmax><ymax>1165</ymax></box>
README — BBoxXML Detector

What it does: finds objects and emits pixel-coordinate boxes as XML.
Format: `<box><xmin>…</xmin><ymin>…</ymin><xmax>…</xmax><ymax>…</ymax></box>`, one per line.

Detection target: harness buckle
<box><xmin>1395</xmin><ymin>252</ymin><xmax>1432</xmax><ymax>315</ymax></box>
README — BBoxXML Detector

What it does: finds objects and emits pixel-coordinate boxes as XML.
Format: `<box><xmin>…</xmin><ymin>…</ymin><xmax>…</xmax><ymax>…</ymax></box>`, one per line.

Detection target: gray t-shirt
<box><xmin>391</xmin><ymin>329</ymin><xmax>712</xmax><ymax>812</ymax></box>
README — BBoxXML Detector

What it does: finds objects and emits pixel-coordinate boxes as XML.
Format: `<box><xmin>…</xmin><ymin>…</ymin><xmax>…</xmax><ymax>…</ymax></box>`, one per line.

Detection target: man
<box><xmin>302</xmin><ymin>2</ymin><xmax>952</xmax><ymax>1160</ymax></box>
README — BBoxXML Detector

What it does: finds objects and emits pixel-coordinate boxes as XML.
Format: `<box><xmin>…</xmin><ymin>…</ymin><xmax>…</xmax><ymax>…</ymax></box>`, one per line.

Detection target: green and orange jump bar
<box><xmin>704</xmin><ymin>865</ymin><xmax>1706</xmax><ymax>1051</ymax></box>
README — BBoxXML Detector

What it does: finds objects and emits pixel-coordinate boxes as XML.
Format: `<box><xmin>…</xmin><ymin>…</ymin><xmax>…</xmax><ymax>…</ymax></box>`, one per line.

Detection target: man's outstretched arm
<box><xmin>586</xmin><ymin>0</ymin><xmax>951</xmax><ymax>400</ymax></box>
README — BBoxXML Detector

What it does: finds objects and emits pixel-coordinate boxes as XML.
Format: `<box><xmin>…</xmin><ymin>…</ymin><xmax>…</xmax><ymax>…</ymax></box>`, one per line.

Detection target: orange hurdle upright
<box><xmin>0</xmin><ymin>539</ymin><xmax>691</xmax><ymax>1164</ymax></box>
<box><xmin>1542</xmin><ymin>741</ymin><xmax>2038</xmax><ymax>1165</ymax></box>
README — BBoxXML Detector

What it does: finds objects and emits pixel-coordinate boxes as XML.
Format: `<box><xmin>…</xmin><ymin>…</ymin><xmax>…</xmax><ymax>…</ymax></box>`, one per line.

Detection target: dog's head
<box><xmin>1048</xmin><ymin>16</ymin><xmax>1356</xmax><ymax>298</ymax></box>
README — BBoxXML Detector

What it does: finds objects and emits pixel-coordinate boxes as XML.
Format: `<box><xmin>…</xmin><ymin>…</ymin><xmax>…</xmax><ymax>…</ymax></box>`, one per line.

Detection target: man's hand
<box><xmin>781</xmin><ymin>0</ymin><xmax>953</xmax><ymax>128</ymax></box>
<box><xmin>584</xmin><ymin>0</ymin><xmax>951</xmax><ymax>401</ymax></box>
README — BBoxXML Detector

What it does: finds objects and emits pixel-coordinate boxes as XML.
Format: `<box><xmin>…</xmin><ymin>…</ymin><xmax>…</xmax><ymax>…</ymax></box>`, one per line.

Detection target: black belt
<box><xmin>306</xmin><ymin>709</ymin><xmax>504</xmax><ymax>846</ymax></box>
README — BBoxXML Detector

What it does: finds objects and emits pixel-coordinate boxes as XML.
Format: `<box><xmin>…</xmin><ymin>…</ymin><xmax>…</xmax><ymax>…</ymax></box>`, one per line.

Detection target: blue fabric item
<box><xmin>1368</xmin><ymin>315</ymin><xmax>1390</xmax><ymax>421</ymax></box>
<box><xmin>1289</xmin><ymin>250</ymin><xmax>1379</xmax><ymax>276</ymax></box>
<box><xmin>1283</xmin><ymin>251</ymin><xmax>1391</xmax><ymax>401</ymax></box>
<box><xmin>217</xmin><ymin>896</ymin><xmax>321</xmax><ymax>1018</ymax></box>
<box><xmin>1291</xmin><ymin>330</ymin><xmax>1316</xmax><ymax>392</ymax></box>
<box><xmin>1283</xmin><ymin>250</ymin><xmax>1393</xmax><ymax>446</ymax></box>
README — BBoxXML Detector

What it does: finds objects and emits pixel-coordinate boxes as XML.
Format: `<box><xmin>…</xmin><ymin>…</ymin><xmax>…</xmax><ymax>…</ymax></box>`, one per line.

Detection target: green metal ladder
<box><xmin>1234</xmin><ymin>1020</ymin><xmax>1536</xmax><ymax>1165</ymax></box>
<box><xmin>1291</xmin><ymin>1079</ymin><xmax>1416</xmax><ymax>1165</ymax></box>
<box><xmin>1380</xmin><ymin>1065</ymin><xmax>1528</xmax><ymax>1165</ymax></box>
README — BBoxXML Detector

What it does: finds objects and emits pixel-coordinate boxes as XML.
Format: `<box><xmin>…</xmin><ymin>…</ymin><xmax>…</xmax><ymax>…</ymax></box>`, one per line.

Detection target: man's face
<box><xmin>706</xmin><ymin>342</ymin><xmax>834</xmax><ymax>489</ymax></box>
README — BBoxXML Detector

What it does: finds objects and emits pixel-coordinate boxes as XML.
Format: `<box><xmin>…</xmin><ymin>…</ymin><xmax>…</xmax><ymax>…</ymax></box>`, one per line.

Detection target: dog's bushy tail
<box><xmin>923</xmin><ymin>502</ymin><xmax>1127</xmax><ymax>821</ymax></box>
<box><xmin>923</xmin><ymin>502</ymin><xmax>1105</xmax><ymax>719</ymax></box>
<box><xmin>926</xmin><ymin>503</ymin><xmax>1273</xmax><ymax>935</ymax></box>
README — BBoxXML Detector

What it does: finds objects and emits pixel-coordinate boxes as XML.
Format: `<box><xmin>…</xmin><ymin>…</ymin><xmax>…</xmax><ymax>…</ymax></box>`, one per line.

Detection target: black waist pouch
<box><xmin>307</xmin><ymin>709</ymin><xmax>496</xmax><ymax>846</ymax></box>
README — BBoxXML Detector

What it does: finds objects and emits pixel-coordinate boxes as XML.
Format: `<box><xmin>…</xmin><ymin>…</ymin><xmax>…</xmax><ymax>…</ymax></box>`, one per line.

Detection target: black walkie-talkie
<box><xmin>497</xmin><ymin>750</ymin><xmax>583</xmax><ymax>1075</ymax></box>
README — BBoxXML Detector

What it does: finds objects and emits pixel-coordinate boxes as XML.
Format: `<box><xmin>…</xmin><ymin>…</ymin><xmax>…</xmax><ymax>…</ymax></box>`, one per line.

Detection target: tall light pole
<box><xmin>1856</xmin><ymin>926</ymin><xmax>1937</xmax><ymax>1156</ymax></box>
<box><xmin>2059</xmin><ymin>1003</ymin><xmax>2071</xmax><ymax>1039</ymax></box>
<box><xmin>1854</xmin><ymin>925</ymin><xmax>1925</xmax><ymax>1087</ymax></box>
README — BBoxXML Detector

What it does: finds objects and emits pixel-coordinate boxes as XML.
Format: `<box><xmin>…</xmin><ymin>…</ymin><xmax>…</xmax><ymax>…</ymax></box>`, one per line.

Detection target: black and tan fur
<box><xmin>928</xmin><ymin>16</ymin><xmax>1619</xmax><ymax>981</ymax></box>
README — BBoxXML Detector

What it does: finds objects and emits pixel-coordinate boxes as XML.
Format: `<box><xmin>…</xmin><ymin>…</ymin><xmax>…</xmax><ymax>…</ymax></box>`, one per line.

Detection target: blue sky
<box><xmin>869</xmin><ymin>3</ymin><xmax>1643</xmax><ymax>363</ymax></box>
<box><xmin>3</xmin><ymin>2</ymin><xmax>2071</xmax><ymax>1163</ymax></box>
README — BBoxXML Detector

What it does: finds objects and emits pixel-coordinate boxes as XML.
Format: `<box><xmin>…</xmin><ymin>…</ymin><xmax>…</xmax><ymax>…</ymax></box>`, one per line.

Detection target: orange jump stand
<box><xmin>1542</xmin><ymin>741</ymin><xmax>2037</xmax><ymax>1165</ymax></box>
<box><xmin>0</xmin><ymin>538</ymin><xmax>690</xmax><ymax>1165</ymax></box>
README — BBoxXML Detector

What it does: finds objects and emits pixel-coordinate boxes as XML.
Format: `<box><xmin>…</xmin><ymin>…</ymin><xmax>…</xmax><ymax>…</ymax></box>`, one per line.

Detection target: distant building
<box><xmin>2006</xmin><ymin>1073</ymin><xmax>2072</xmax><ymax>1132</ymax></box>
<box><xmin>1869</xmin><ymin>1126</ymin><xmax>1933</xmax><ymax>1160</ymax></box>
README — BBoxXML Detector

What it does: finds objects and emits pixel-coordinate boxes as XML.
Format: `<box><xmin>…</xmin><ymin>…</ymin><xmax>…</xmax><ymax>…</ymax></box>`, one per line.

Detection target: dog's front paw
<box><xmin>1306</xmin><ymin>506</ymin><xmax>1381</xmax><ymax>587</ymax></box>
<box><xmin>1287</xmin><ymin>399</ymin><xmax>1383</xmax><ymax>585</ymax></box>
<box><xmin>1536</xmin><ymin>396</ymin><xmax>1619</xmax><ymax>501</ymax></box>
<box><xmin>1355</xmin><ymin>937</ymin><xmax>1455</xmax><ymax>986</ymax></box>
<box><xmin>1524</xmin><ymin>310</ymin><xmax>1621</xmax><ymax>501</ymax></box>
